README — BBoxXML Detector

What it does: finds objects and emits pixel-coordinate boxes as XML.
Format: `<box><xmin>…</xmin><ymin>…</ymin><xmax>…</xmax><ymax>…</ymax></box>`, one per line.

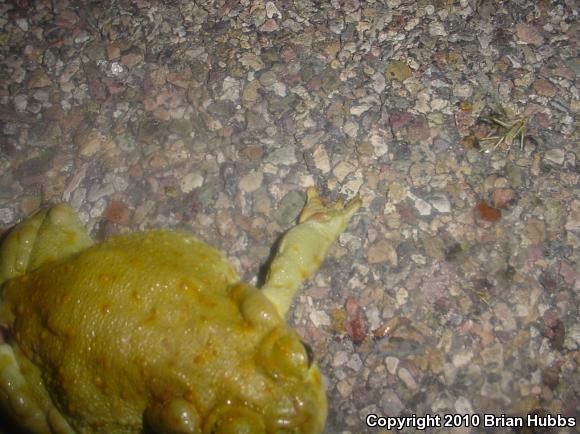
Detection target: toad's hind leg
<box><xmin>261</xmin><ymin>188</ymin><xmax>361</xmax><ymax>318</ymax></box>
<box><xmin>0</xmin><ymin>344</ymin><xmax>74</xmax><ymax>434</ymax></box>
<box><xmin>0</xmin><ymin>204</ymin><xmax>93</xmax><ymax>285</ymax></box>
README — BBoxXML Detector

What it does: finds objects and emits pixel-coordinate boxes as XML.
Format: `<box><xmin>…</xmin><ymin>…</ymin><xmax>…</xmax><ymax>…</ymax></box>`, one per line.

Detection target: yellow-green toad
<box><xmin>0</xmin><ymin>188</ymin><xmax>360</xmax><ymax>434</ymax></box>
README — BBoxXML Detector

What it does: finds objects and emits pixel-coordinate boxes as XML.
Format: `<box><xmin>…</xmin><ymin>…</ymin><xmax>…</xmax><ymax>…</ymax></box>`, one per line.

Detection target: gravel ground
<box><xmin>0</xmin><ymin>1</ymin><xmax>578</xmax><ymax>433</ymax></box>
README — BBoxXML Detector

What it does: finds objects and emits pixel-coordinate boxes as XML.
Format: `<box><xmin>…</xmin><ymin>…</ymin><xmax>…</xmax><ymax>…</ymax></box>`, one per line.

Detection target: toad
<box><xmin>0</xmin><ymin>188</ymin><xmax>360</xmax><ymax>434</ymax></box>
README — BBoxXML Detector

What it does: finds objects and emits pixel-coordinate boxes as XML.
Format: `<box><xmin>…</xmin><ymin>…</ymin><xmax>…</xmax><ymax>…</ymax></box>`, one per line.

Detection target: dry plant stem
<box><xmin>480</xmin><ymin>115</ymin><xmax>527</xmax><ymax>152</ymax></box>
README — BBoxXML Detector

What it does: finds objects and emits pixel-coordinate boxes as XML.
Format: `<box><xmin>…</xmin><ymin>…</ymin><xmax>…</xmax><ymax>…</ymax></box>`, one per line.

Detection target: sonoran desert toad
<box><xmin>0</xmin><ymin>188</ymin><xmax>360</xmax><ymax>434</ymax></box>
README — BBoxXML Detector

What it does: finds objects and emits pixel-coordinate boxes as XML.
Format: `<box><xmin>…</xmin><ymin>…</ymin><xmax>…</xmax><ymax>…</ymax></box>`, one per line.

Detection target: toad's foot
<box><xmin>261</xmin><ymin>187</ymin><xmax>361</xmax><ymax>317</ymax></box>
<box><xmin>0</xmin><ymin>344</ymin><xmax>74</xmax><ymax>434</ymax></box>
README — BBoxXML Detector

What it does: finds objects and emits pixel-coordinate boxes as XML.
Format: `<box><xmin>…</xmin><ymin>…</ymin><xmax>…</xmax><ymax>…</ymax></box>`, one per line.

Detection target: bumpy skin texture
<box><xmin>0</xmin><ymin>190</ymin><xmax>360</xmax><ymax>434</ymax></box>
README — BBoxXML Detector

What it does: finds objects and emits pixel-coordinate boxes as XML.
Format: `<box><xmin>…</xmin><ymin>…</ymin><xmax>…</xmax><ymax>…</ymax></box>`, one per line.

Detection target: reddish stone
<box><xmin>347</xmin><ymin>317</ymin><xmax>366</xmax><ymax>344</ymax></box>
<box><xmin>104</xmin><ymin>200</ymin><xmax>131</xmax><ymax>225</ymax></box>
<box><xmin>534</xmin><ymin>112</ymin><xmax>551</xmax><ymax>129</ymax></box>
<box><xmin>389</xmin><ymin>111</ymin><xmax>413</xmax><ymax>132</ymax></box>
<box><xmin>475</xmin><ymin>201</ymin><xmax>501</xmax><ymax>223</ymax></box>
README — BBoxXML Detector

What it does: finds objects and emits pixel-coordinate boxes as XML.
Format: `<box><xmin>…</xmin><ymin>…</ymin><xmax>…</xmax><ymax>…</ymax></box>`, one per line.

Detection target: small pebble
<box><xmin>103</xmin><ymin>200</ymin><xmax>130</xmax><ymax>225</ymax></box>
<box><xmin>475</xmin><ymin>201</ymin><xmax>501</xmax><ymax>223</ymax></box>
<box><xmin>491</xmin><ymin>188</ymin><xmax>515</xmax><ymax>209</ymax></box>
